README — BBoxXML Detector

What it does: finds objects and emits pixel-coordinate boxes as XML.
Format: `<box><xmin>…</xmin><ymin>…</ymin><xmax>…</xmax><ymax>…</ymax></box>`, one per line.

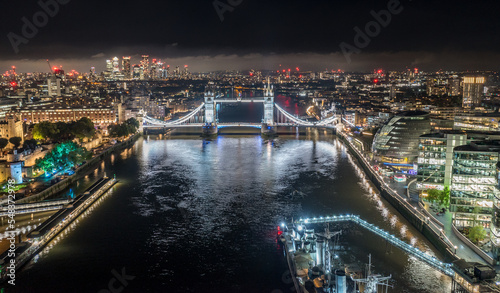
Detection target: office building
<box><xmin>454</xmin><ymin>114</ymin><xmax>500</xmax><ymax>132</ymax></box>
<box><xmin>141</xmin><ymin>55</ymin><xmax>149</xmax><ymax>79</ymax></box>
<box><xmin>12</xmin><ymin>105</ymin><xmax>117</xmax><ymax>128</ymax></box>
<box><xmin>106</xmin><ymin>59</ymin><xmax>113</xmax><ymax>75</ymax></box>
<box><xmin>122</xmin><ymin>57</ymin><xmax>131</xmax><ymax>79</ymax></box>
<box><xmin>112</xmin><ymin>57</ymin><xmax>120</xmax><ymax>74</ymax></box>
<box><xmin>132</xmin><ymin>65</ymin><xmax>141</xmax><ymax>80</ymax></box>
<box><xmin>417</xmin><ymin>132</ymin><xmax>468</xmax><ymax>191</ymax></box>
<box><xmin>451</xmin><ymin>141</ymin><xmax>500</xmax><ymax>230</ymax></box>
<box><xmin>463</xmin><ymin>76</ymin><xmax>485</xmax><ymax>108</ymax></box>
<box><xmin>372</xmin><ymin>111</ymin><xmax>431</xmax><ymax>167</ymax></box>
<box><xmin>46</xmin><ymin>76</ymin><xmax>61</xmax><ymax>97</ymax></box>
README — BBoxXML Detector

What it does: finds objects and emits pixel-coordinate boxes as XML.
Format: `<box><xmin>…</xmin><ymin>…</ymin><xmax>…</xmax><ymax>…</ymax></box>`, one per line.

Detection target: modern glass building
<box><xmin>372</xmin><ymin>111</ymin><xmax>431</xmax><ymax>168</ymax></box>
<box><xmin>451</xmin><ymin>141</ymin><xmax>500</xmax><ymax>230</ymax></box>
<box><xmin>454</xmin><ymin>114</ymin><xmax>500</xmax><ymax>132</ymax></box>
<box><xmin>417</xmin><ymin>132</ymin><xmax>468</xmax><ymax>191</ymax></box>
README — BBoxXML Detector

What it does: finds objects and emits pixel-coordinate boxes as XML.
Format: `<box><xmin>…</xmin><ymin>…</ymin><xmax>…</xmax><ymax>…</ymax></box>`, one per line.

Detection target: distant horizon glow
<box><xmin>1</xmin><ymin>50</ymin><xmax>499</xmax><ymax>74</ymax></box>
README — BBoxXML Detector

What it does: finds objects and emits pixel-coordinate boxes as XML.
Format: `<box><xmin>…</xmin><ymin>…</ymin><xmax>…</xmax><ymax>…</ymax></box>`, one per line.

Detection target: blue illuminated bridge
<box><xmin>142</xmin><ymin>82</ymin><xmax>340</xmax><ymax>133</ymax></box>
<box><xmin>293</xmin><ymin>214</ymin><xmax>455</xmax><ymax>276</ymax></box>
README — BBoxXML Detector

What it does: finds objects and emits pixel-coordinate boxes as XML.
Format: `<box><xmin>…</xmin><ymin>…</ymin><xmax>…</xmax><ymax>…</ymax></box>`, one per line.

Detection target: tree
<box><xmin>426</xmin><ymin>189</ymin><xmax>440</xmax><ymax>205</ymax></box>
<box><xmin>33</xmin><ymin>121</ymin><xmax>58</xmax><ymax>141</ymax></box>
<box><xmin>9</xmin><ymin>137</ymin><xmax>22</xmax><ymax>149</ymax></box>
<box><xmin>71</xmin><ymin>117</ymin><xmax>95</xmax><ymax>141</ymax></box>
<box><xmin>53</xmin><ymin>122</ymin><xmax>72</xmax><ymax>141</ymax></box>
<box><xmin>0</xmin><ymin>138</ymin><xmax>8</xmax><ymax>155</ymax></box>
<box><xmin>35</xmin><ymin>141</ymin><xmax>92</xmax><ymax>173</ymax></box>
<box><xmin>126</xmin><ymin>118</ymin><xmax>139</xmax><ymax>130</ymax></box>
<box><xmin>438</xmin><ymin>186</ymin><xmax>450</xmax><ymax>207</ymax></box>
<box><xmin>23</xmin><ymin>139</ymin><xmax>38</xmax><ymax>150</ymax></box>
<box><xmin>468</xmin><ymin>225</ymin><xmax>487</xmax><ymax>245</ymax></box>
<box><xmin>108</xmin><ymin>119</ymin><xmax>138</xmax><ymax>138</ymax></box>
<box><xmin>425</xmin><ymin>188</ymin><xmax>450</xmax><ymax>207</ymax></box>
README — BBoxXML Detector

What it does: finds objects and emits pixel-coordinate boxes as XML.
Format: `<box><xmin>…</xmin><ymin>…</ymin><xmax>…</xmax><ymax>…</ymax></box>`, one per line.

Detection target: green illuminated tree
<box><xmin>35</xmin><ymin>141</ymin><xmax>92</xmax><ymax>173</ymax></box>
<box><xmin>33</xmin><ymin>121</ymin><xmax>59</xmax><ymax>141</ymax></box>
<box><xmin>426</xmin><ymin>189</ymin><xmax>440</xmax><ymax>205</ymax></box>
<box><xmin>468</xmin><ymin>225</ymin><xmax>487</xmax><ymax>245</ymax></box>
<box><xmin>438</xmin><ymin>186</ymin><xmax>450</xmax><ymax>207</ymax></box>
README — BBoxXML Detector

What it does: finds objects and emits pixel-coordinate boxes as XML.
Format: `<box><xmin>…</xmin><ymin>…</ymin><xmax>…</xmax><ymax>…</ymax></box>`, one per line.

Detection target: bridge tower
<box><xmin>204</xmin><ymin>89</ymin><xmax>216</xmax><ymax>124</ymax></box>
<box><xmin>262</xmin><ymin>79</ymin><xmax>276</xmax><ymax>135</ymax></box>
<box><xmin>203</xmin><ymin>86</ymin><xmax>218</xmax><ymax>135</ymax></box>
<box><xmin>137</xmin><ymin>109</ymin><xmax>144</xmax><ymax>132</ymax></box>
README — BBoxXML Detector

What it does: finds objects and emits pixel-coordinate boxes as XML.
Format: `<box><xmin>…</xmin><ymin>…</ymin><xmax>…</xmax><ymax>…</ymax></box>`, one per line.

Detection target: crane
<box><xmin>47</xmin><ymin>59</ymin><xmax>54</xmax><ymax>74</ymax></box>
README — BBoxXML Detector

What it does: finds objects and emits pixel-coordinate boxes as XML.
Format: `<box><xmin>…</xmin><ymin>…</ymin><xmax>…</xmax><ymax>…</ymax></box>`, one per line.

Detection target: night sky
<box><xmin>0</xmin><ymin>0</ymin><xmax>499</xmax><ymax>72</ymax></box>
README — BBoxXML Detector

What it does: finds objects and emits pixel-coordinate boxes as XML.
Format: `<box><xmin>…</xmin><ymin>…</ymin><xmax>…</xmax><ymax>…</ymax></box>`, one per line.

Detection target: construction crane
<box><xmin>47</xmin><ymin>59</ymin><xmax>54</xmax><ymax>74</ymax></box>
<box><xmin>46</xmin><ymin>60</ymin><xmax>64</xmax><ymax>75</ymax></box>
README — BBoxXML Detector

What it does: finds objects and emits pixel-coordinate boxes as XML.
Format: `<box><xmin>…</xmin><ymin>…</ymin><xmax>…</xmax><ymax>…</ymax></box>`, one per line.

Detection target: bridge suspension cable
<box><xmin>275</xmin><ymin>103</ymin><xmax>338</xmax><ymax>126</ymax></box>
<box><xmin>143</xmin><ymin>103</ymin><xmax>205</xmax><ymax>126</ymax></box>
<box><xmin>274</xmin><ymin>103</ymin><xmax>315</xmax><ymax>126</ymax></box>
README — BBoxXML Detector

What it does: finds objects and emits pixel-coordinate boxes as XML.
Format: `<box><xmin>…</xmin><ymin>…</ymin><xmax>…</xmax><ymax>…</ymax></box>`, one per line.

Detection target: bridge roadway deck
<box><xmin>143</xmin><ymin>123</ymin><xmax>337</xmax><ymax>129</ymax></box>
<box><xmin>294</xmin><ymin>214</ymin><xmax>455</xmax><ymax>276</ymax></box>
<box><xmin>215</xmin><ymin>98</ymin><xmax>265</xmax><ymax>103</ymax></box>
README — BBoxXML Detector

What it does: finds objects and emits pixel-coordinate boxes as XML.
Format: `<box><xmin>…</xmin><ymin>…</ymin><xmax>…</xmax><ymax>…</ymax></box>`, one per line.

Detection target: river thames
<box><xmin>10</xmin><ymin>132</ymin><xmax>452</xmax><ymax>293</ymax></box>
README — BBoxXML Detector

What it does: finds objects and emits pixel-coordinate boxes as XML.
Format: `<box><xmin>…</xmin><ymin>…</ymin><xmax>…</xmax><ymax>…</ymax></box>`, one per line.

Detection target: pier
<box><xmin>0</xmin><ymin>177</ymin><xmax>118</xmax><ymax>282</ymax></box>
<box><xmin>293</xmin><ymin>214</ymin><xmax>454</xmax><ymax>276</ymax></box>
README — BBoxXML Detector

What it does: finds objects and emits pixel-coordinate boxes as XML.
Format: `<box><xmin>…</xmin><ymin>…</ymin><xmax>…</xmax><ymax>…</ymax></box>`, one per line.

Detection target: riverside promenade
<box><xmin>337</xmin><ymin>129</ymin><xmax>494</xmax><ymax>267</ymax></box>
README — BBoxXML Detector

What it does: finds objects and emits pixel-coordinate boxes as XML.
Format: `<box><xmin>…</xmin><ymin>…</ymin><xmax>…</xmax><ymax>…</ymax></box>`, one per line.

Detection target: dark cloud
<box><xmin>0</xmin><ymin>0</ymin><xmax>498</xmax><ymax>72</ymax></box>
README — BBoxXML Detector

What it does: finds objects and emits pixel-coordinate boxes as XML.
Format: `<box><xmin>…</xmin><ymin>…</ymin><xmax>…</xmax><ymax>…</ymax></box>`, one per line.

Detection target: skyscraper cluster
<box><xmin>102</xmin><ymin>55</ymin><xmax>189</xmax><ymax>81</ymax></box>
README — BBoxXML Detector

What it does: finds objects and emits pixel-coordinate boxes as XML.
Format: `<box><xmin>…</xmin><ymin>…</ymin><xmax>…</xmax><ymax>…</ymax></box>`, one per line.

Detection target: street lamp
<box><xmin>454</xmin><ymin>246</ymin><xmax>457</xmax><ymax>254</ymax></box>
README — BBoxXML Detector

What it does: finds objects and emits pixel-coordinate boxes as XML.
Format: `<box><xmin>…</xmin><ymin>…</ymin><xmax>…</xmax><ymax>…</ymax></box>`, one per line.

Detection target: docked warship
<box><xmin>278</xmin><ymin>222</ymin><xmax>392</xmax><ymax>293</ymax></box>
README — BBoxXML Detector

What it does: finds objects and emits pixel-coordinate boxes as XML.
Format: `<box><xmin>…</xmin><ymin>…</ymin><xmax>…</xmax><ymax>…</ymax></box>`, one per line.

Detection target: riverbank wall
<box><xmin>337</xmin><ymin>133</ymin><xmax>459</xmax><ymax>263</ymax></box>
<box><xmin>16</xmin><ymin>134</ymin><xmax>140</xmax><ymax>204</ymax></box>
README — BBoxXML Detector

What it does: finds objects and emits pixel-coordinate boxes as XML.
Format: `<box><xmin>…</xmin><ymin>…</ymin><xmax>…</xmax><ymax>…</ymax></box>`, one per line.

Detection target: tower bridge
<box><xmin>142</xmin><ymin>81</ymin><xmax>340</xmax><ymax>135</ymax></box>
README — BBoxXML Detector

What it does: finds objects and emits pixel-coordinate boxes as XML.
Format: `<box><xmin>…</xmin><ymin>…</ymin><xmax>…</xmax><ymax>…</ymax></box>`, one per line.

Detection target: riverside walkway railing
<box><xmin>336</xmin><ymin>131</ymin><xmax>457</xmax><ymax>252</ymax></box>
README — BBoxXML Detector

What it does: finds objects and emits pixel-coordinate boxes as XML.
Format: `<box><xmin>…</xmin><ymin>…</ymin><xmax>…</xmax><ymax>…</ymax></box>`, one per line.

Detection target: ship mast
<box><xmin>352</xmin><ymin>254</ymin><xmax>392</xmax><ymax>293</ymax></box>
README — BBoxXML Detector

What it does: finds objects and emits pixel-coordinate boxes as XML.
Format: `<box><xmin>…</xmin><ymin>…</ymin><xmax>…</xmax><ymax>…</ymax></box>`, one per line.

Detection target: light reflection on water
<box><xmin>133</xmin><ymin>136</ymin><xmax>450</xmax><ymax>292</ymax></box>
<box><xmin>13</xmin><ymin>135</ymin><xmax>451</xmax><ymax>292</ymax></box>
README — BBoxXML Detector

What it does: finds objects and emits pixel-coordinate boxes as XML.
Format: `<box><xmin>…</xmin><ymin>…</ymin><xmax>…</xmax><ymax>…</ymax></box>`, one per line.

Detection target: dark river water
<box><xmin>10</xmin><ymin>132</ymin><xmax>452</xmax><ymax>293</ymax></box>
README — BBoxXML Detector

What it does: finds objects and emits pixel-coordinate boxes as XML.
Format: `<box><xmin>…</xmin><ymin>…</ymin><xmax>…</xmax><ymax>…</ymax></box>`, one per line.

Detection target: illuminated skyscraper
<box><xmin>463</xmin><ymin>76</ymin><xmax>485</xmax><ymax>108</ymax></box>
<box><xmin>122</xmin><ymin>57</ymin><xmax>131</xmax><ymax>79</ymax></box>
<box><xmin>151</xmin><ymin>59</ymin><xmax>158</xmax><ymax>80</ymax></box>
<box><xmin>46</xmin><ymin>76</ymin><xmax>61</xmax><ymax>97</ymax></box>
<box><xmin>157</xmin><ymin>61</ymin><xmax>165</xmax><ymax>79</ymax></box>
<box><xmin>106</xmin><ymin>59</ymin><xmax>113</xmax><ymax>74</ymax></box>
<box><xmin>112</xmin><ymin>57</ymin><xmax>120</xmax><ymax>74</ymax></box>
<box><xmin>141</xmin><ymin>55</ymin><xmax>149</xmax><ymax>79</ymax></box>
<box><xmin>133</xmin><ymin>65</ymin><xmax>141</xmax><ymax>80</ymax></box>
<box><xmin>448</xmin><ymin>77</ymin><xmax>461</xmax><ymax>96</ymax></box>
